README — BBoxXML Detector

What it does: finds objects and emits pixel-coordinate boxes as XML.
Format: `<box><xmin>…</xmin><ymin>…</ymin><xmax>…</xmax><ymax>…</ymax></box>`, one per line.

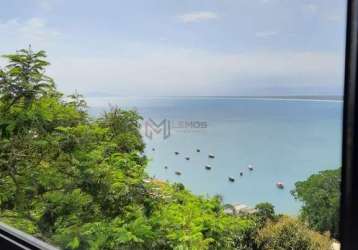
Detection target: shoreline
<box><xmin>85</xmin><ymin>96</ymin><xmax>343</xmax><ymax>108</ymax></box>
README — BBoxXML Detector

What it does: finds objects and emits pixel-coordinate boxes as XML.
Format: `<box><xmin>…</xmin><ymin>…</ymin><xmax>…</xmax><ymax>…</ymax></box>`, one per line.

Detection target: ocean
<box><xmin>88</xmin><ymin>97</ymin><xmax>342</xmax><ymax>214</ymax></box>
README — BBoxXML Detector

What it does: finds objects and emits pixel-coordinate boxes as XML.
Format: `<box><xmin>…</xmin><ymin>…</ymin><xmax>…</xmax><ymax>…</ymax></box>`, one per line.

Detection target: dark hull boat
<box><xmin>209</xmin><ymin>154</ymin><xmax>215</xmax><ymax>159</ymax></box>
<box><xmin>205</xmin><ymin>165</ymin><xmax>212</xmax><ymax>170</ymax></box>
<box><xmin>228</xmin><ymin>177</ymin><xmax>235</xmax><ymax>182</ymax></box>
<box><xmin>175</xmin><ymin>171</ymin><xmax>182</xmax><ymax>176</ymax></box>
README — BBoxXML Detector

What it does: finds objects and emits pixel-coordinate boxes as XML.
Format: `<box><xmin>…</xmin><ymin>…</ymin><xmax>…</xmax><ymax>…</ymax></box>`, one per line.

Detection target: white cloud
<box><xmin>178</xmin><ymin>11</ymin><xmax>219</xmax><ymax>23</ymax></box>
<box><xmin>19</xmin><ymin>18</ymin><xmax>60</xmax><ymax>41</ymax></box>
<box><xmin>302</xmin><ymin>3</ymin><xmax>344</xmax><ymax>23</ymax></box>
<box><xmin>35</xmin><ymin>0</ymin><xmax>57</xmax><ymax>11</ymax></box>
<box><xmin>255</xmin><ymin>31</ymin><xmax>278</xmax><ymax>38</ymax></box>
<box><xmin>325</xmin><ymin>14</ymin><xmax>343</xmax><ymax>22</ymax></box>
<box><xmin>159</xmin><ymin>37</ymin><xmax>169</xmax><ymax>42</ymax></box>
<box><xmin>0</xmin><ymin>17</ymin><xmax>60</xmax><ymax>53</ymax></box>
<box><xmin>304</xmin><ymin>3</ymin><xmax>318</xmax><ymax>12</ymax></box>
<box><xmin>47</xmin><ymin>48</ymin><xmax>343</xmax><ymax>97</ymax></box>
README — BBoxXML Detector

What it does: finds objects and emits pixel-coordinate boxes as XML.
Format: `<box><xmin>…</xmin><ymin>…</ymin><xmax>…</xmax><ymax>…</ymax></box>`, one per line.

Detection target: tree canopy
<box><xmin>0</xmin><ymin>48</ymin><xmax>258</xmax><ymax>250</ymax></box>
<box><xmin>292</xmin><ymin>168</ymin><xmax>340</xmax><ymax>238</ymax></box>
<box><xmin>0</xmin><ymin>48</ymin><xmax>336</xmax><ymax>249</ymax></box>
<box><xmin>255</xmin><ymin>216</ymin><xmax>331</xmax><ymax>250</ymax></box>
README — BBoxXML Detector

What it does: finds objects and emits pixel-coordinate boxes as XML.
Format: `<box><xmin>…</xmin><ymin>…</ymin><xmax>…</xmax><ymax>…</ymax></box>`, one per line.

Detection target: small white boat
<box><xmin>248</xmin><ymin>164</ymin><xmax>254</xmax><ymax>171</ymax></box>
<box><xmin>276</xmin><ymin>182</ymin><xmax>284</xmax><ymax>189</ymax></box>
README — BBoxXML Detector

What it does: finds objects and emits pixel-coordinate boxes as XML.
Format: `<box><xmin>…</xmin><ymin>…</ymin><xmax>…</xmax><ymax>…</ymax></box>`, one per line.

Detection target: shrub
<box><xmin>255</xmin><ymin>216</ymin><xmax>332</xmax><ymax>250</ymax></box>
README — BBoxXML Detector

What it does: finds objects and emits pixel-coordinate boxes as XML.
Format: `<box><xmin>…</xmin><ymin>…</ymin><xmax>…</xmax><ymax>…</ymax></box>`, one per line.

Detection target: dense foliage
<box><xmin>254</xmin><ymin>202</ymin><xmax>277</xmax><ymax>226</ymax></box>
<box><xmin>255</xmin><ymin>216</ymin><xmax>331</xmax><ymax>250</ymax></box>
<box><xmin>0</xmin><ymin>48</ymin><xmax>335</xmax><ymax>249</ymax></box>
<box><xmin>292</xmin><ymin>168</ymin><xmax>340</xmax><ymax>238</ymax></box>
<box><xmin>0</xmin><ymin>48</ymin><xmax>258</xmax><ymax>250</ymax></box>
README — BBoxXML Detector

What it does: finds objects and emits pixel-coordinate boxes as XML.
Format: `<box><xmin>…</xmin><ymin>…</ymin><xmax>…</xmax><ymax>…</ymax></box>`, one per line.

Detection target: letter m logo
<box><xmin>145</xmin><ymin>119</ymin><xmax>170</xmax><ymax>140</ymax></box>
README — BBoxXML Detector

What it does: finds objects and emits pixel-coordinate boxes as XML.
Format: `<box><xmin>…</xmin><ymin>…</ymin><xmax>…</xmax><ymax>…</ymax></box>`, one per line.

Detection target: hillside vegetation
<box><xmin>0</xmin><ymin>48</ymin><xmax>335</xmax><ymax>250</ymax></box>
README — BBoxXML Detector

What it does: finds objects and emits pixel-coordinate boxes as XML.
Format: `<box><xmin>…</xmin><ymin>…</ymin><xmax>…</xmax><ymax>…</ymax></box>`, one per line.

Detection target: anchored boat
<box><xmin>228</xmin><ymin>176</ymin><xmax>235</xmax><ymax>182</ymax></box>
<box><xmin>205</xmin><ymin>165</ymin><xmax>212</xmax><ymax>170</ymax></box>
<box><xmin>276</xmin><ymin>182</ymin><xmax>284</xmax><ymax>189</ymax></box>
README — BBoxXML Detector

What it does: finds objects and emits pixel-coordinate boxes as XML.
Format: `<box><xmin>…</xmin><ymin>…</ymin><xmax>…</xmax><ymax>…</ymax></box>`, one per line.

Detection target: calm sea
<box><xmin>88</xmin><ymin>97</ymin><xmax>342</xmax><ymax>214</ymax></box>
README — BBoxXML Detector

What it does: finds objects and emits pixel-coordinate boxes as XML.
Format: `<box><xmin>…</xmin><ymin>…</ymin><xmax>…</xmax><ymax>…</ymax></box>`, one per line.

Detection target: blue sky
<box><xmin>0</xmin><ymin>0</ymin><xmax>347</xmax><ymax>96</ymax></box>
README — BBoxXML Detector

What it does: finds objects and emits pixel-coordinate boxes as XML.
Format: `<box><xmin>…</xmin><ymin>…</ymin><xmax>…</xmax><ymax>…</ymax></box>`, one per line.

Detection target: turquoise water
<box><xmin>89</xmin><ymin>97</ymin><xmax>342</xmax><ymax>214</ymax></box>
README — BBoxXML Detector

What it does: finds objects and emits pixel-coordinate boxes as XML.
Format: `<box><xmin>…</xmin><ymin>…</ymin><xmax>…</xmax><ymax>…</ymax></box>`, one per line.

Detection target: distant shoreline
<box><xmin>222</xmin><ymin>95</ymin><xmax>342</xmax><ymax>101</ymax></box>
<box><xmin>85</xmin><ymin>95</ymin><xmax>343</xmax><ymax>102</ymax></box>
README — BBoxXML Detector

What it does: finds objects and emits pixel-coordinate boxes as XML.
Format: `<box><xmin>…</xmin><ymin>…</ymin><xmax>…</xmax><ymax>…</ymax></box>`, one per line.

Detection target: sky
<box><xmin>0</xmin><ymin>0</ymin><xmax>347</xmax><ymax>97</ymax></box>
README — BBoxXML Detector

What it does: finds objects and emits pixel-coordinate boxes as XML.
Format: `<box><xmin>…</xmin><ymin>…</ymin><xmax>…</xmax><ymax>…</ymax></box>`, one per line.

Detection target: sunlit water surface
<box><xmin>89</xmin><ymin>97</ymin><xmax>342</xmax><ymax>214</ymax></box>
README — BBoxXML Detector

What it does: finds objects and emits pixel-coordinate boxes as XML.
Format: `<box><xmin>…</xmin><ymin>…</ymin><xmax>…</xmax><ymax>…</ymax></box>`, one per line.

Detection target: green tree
<box><xmin>0</xmin><ymin>47</ymin><xmax>337</xmax><ymax>250</ymax></box>
<box><xmin>254</xmin><ymin>202</ymin><xmax>277</xmax><ymax>226</ymax></box>
<box><xmin>0</xmin><ymin>47</ymin><xmax>259</xmax><ymax>250</ymax></box>
<box><xmin>0</xmin><ymin>47</ymin><xmax>55</xmax><ymax>112</ymax></box>
<box><xmin>291</xmin><ymin>168</ymin><xmax>340</xmax><ymax>238</ymax></box>
<box><xmin>255</xmin><ymin>216</ymin><xmax>332</xmax><ymax>250</ymax></box>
